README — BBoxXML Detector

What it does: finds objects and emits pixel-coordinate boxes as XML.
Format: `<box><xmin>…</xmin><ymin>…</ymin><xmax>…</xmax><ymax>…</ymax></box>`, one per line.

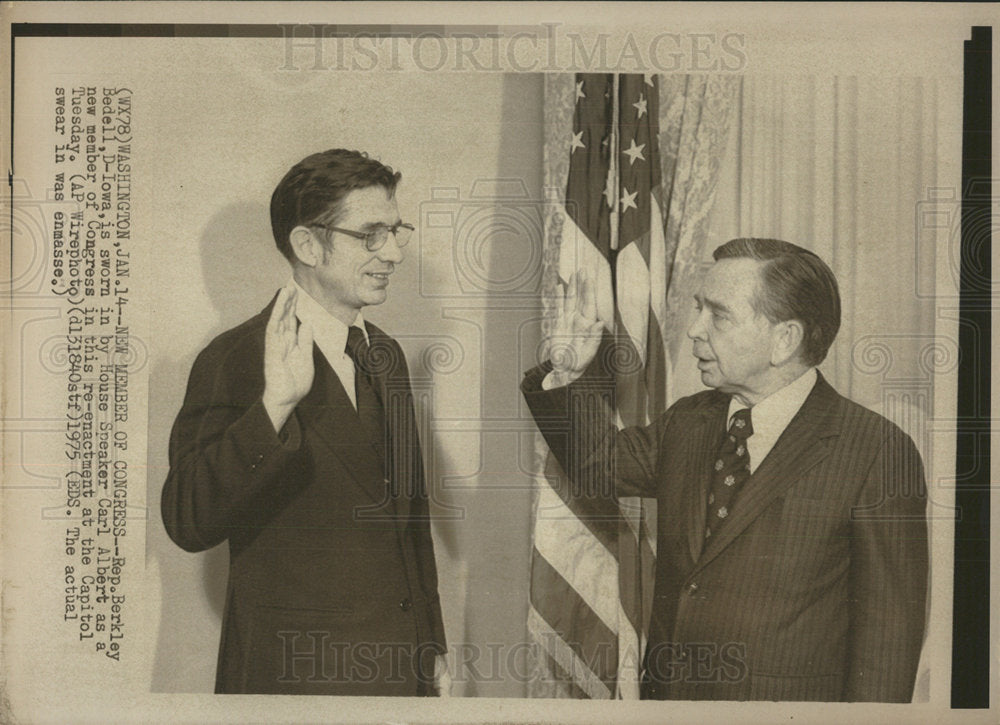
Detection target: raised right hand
<box><xmin>550</xmin><ymin>270</ymin><xmax>605</xmax><ymax>387</ymax></box>
<box><xmin>262</xmin><ymin>285</ymin><xmax>314</xmax><ymax>432</ymax></box>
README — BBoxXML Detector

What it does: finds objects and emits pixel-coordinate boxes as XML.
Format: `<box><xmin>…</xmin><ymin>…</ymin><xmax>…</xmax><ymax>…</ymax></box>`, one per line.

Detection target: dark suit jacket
<box><xmin>522</xmin><ymin>361</ymin><xmax>928</xmax><ymax>702</ymax></box>
<box><xmin>162</xmin><ymin>299</ymin><xmax>446</xmax><ymax>695</ymax></box>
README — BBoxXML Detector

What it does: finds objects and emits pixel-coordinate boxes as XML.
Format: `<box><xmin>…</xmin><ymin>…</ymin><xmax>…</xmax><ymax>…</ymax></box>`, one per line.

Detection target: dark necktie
<box><xmin>704</xmin><ymin>407</ymin><xmax>753</xmax><ymax>541</ymax></box>
<box><xmin>345</xmin><ymin>325</ymin><xmax>386</xmax><ymax>457</ymax></box>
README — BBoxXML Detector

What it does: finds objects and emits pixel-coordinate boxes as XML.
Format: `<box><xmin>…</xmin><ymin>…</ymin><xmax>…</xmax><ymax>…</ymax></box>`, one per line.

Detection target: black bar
<box><xmin>10</xmin><ymin>23</ymin><xmax>499</xmax><ymax>38</ymax></box>
<box><xmin>952</xmin><ymin>24</ymin><xmax>991</xmax><ymax>710</ymax></box>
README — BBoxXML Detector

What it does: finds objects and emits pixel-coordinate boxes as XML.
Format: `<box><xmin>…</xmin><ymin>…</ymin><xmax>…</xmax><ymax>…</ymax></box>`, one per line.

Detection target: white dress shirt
<box><xmin>728</xmin><ymin>368</ymin><xmax>817</xmax><ymax>474</ymax></box>
<box><xmin>542</xmin><ymin>363</ymin><xmax>818</xmax><ymax>475</ymax></box>
<box><xmin>291</xmin><ymin>279</ymin><xmax>367</xmax><ymax>410</ymax></box>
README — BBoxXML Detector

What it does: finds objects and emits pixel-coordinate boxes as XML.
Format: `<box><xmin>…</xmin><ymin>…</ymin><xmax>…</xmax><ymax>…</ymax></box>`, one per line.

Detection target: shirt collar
<box><xmin>290</xmin><ymin>278</ymin><xmax>367</xmax><ymax>350</ymax></box>
<box><xmin>727</xmin><ymin>367</ymin><xmax>818</xmax><ymax>439</ymax></box>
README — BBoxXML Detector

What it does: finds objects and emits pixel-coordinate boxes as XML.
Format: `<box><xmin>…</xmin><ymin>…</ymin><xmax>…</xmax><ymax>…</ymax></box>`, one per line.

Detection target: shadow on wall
<box><xmin>443</xmin><ymin>74</ymin><xmax>544</xmax><ymax>698</ymax></box>
<box><xmin>148</xmin><ymin>202</ymin><xmax>284</xmax><ymax>693</ymax></box>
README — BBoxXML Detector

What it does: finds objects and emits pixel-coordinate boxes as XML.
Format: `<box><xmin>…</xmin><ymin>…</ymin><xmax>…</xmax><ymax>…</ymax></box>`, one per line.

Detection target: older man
<box><xmin>522</xmin><ymin>238</ymin><xmax>928</xmax><ymax>701</ymax></box>
<box><xmin>162</xmin><ymin>149</ymin><xmax>447</xmax><ymax>696</ymax></box>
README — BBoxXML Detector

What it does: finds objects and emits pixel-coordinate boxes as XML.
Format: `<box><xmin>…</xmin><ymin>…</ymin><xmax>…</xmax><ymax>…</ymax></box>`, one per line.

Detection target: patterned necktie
<box><xmin>705</xmin><ymin>407</ymin><xmax>753</xmax><ymax>541</ymax></box>
<box><xmin>345</xmin><ymin>325</ymin><xmax>386</xmax><ymax>455</ymax></box>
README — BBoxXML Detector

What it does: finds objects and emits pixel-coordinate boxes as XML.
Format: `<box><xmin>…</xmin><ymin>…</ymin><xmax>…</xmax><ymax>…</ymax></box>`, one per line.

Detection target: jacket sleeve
<box><xmin>389</xmin><ymin>345</ymin><xmax>447</xmax><ymax>654</ymax></box>
<box><xmin>520</xmin><ymin>337</ymin><xmax>671</xmax><ymax>502</ymax></box>
<box><xmin>160</xmin><ymin>342</ymin><xmax>304</xmax><ymax>552</ymax></box>
<box><xmin>845</xmin><ymin>424</ymin><xmax>929</xmax><ymax>702</ymax></box>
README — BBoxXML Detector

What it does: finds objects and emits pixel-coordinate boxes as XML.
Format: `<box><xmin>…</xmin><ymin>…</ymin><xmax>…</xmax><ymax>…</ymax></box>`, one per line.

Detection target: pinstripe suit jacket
<box><xmin>522</xmin><ymin>363</ymin><xmax>928</xmax><ymax>702</ymax></box>
<box><xmin>162</xmin><ymin>298</ymin><xmax>446</xmax><ymax>695</ymax></box>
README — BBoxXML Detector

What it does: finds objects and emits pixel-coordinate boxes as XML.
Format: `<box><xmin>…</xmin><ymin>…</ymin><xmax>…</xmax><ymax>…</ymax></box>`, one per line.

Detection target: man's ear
<box><xmin>289</xmin><ymin>226</ymin><xmax>322</xmax><ymax>267</ymax></box>
<box><xmin>771</xmin><ymin>319</ymin><xmax>805</xmax><ymax>366</ymax></box>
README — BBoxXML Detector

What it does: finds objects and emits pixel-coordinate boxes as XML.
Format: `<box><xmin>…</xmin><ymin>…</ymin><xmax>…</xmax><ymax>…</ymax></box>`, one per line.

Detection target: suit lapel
<box><xmin>691</xmin><ymin>374</ymin><xmax>842</xmax><ymax>573</ymax></box>
<box><xmin>296</xmin><ymin>345</ymin><xmax>388</xmax><ymax>507</ymax></box>
<box><xmin>267</xmin><ymin>296</ymin><xmax>413</xmax><ymax>517</ymax></box>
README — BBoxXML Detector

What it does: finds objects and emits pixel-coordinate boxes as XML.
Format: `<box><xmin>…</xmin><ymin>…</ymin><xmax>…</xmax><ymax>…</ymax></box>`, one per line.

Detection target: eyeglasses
<box><xmin>312</xmin><ymin>221</ymin><xmax>415</xmax><ymax>252</ymax></box>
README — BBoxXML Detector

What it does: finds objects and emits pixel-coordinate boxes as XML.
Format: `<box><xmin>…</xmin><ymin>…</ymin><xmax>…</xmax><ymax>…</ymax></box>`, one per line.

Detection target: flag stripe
<box><xmin>615</xmin><ymin>242</ymin><xmax>651</xmax><ymax>361</ymax></box>
<box><xmin>617</xmin><ymin>514</ymin><xmax>644</xmax><ymax>636</ymax></box>
<box><xmin>615</xmin><ymin>501</ymin><xmax>657</xmax><ymax>637</ymax></box>
<box><xmin>528</xmin><ymin>605</ymin><xmax>613</xmax><ymax>700</ymax></box>
<box><xmin>533</xmin><ymin>483</ymin><xmax>620</xmax><ymax>634</ymax></box>
<box><xmin>529</xmin><ymin>555</ymin><xmax>618</xmax><ymax>693</ymax></box>
<box><xmin>645</xmin><ymin>311</ymin><xmax>668</xmax><ymax>418</ymax></box>
<box><xmin>540</xmin><ymin>649</ymin><xmax>592</xmax><ymax>700</ymax></box>
<box><xmin>611</xmin><ymin>315</ymin><xmax>648</xmax><ymax>430</ymax></box>
<box><xmin>539</xmin><ymin>430</ymin><xmax>620</xmax><ymax>551</ymax></box>
<box><xmin>616</xmin><ymin>597</ymin><xmax>644</xmax><ymax>700</ymax></box>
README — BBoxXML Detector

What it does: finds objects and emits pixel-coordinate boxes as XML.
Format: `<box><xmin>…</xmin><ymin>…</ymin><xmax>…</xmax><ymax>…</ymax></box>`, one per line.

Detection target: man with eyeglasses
<box><xmin>161</xmin><ymin>149</ymin><xmax>448</xmax><ymax>696</ymax></box>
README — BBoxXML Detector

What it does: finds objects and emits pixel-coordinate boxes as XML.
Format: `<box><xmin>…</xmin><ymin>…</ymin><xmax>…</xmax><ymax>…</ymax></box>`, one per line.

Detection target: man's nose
<box><xmin>378</xmin><ymin>232</ymin><xmax>405</xmax><ymax>264</ymax></box>
<box><xmin>687</xmin><ymin>310</ymin><xmax>705</xmax><ymax>340</ymax></box>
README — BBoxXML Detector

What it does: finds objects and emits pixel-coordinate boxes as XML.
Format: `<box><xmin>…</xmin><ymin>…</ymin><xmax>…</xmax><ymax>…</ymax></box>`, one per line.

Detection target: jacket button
<box><xmin>400</xmin><ymin>598</ymin><xmax>412</xmax><ymax>611</ymax></box>
<box><xmin>687</xmin><ymin>582</ymin><xmax>699</xmax><ymax>595</ymax></box>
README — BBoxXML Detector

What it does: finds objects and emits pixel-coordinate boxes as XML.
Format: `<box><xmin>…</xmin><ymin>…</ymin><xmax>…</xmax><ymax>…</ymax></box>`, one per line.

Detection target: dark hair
<box><xmin>712</xmin><ymin>238</ymin><xmax>841</xmax><ymax>366</ymax></box>
<box><xmin>270</xmin><ymin>149</ymin><xmax>402</xmax><ymax>260</ymax></box>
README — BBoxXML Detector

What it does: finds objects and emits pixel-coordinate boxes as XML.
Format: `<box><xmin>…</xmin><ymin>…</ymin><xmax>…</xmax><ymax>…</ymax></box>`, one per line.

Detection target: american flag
<box><xmin>529</xmin><ymin>74</ymin><xmax>666</xmax><ymax>699</ymax></box>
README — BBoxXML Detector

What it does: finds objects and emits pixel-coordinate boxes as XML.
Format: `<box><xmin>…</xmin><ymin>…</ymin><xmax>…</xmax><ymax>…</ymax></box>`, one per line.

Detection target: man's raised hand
<box><xmin>550</xmin><ymin>271</ymin><xmax>605</xmax><ymax>387</ymax></box>
<box><xmin>262</xmin><ymin>285</ymin><xmax>314</xmax><ymax>433</ymax></box>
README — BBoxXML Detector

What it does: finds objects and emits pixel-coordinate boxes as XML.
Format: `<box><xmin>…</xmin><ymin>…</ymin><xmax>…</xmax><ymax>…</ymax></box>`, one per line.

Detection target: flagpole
<box><xmin>609</xmin><ymin>73</ymin><xmax>620</xmax><ymax>253</ymax></box>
